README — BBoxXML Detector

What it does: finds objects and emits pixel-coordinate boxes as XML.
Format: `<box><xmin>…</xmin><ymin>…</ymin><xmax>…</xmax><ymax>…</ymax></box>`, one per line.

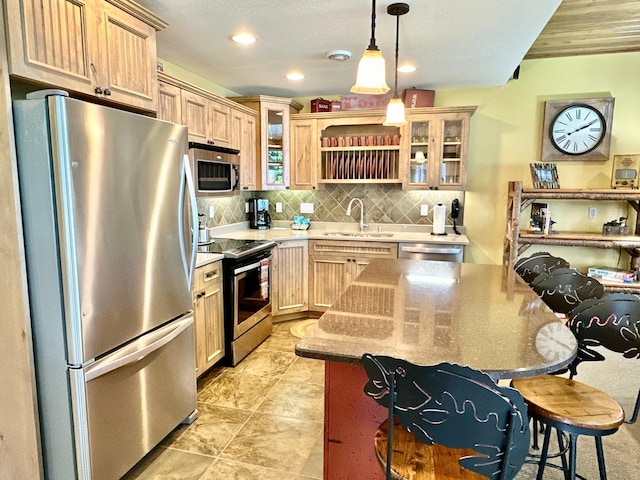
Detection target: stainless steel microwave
<box><xmin>189</xmin><ymin>142</ymin><xmax>239</xmax><ymax>195</ymax></box>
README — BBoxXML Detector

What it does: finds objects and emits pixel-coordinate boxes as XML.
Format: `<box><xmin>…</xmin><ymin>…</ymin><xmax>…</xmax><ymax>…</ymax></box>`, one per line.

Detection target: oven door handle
<box><xmin>234</xmin><ymin>258</ymin><xmax>268</xmax><ymax>276</ymax></box>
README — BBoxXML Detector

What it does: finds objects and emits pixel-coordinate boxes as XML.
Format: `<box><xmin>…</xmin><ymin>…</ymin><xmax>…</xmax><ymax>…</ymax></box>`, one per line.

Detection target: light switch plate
<box><xmin>300</xmin><ymin>203</ymin><xmax>314</xmax><ymax>214</ymax></box>
<box><xmin>276</xmin><ymin>202</ymin><xmax>283</xmax><ymax>213</ymax></box>
<box><xmin>208</xmin><ymin>205</ymin><xmax>215</xmax><ymax>218</ymax></box>
<box><xmin>420</xmin><ymin>204</ymin><xmax>429</xmax><ymax>216</ymax></box>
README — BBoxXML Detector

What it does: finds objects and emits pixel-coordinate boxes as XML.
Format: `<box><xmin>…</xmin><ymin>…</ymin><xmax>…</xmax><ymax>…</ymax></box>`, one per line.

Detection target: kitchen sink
<box><xmin>322</xmin><ymin>232</ymin><xmax>394</xmax><ymax>238</ymax></box>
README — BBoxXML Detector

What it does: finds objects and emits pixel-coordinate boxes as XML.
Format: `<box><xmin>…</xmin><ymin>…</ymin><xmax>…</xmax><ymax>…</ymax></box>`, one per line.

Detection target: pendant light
<box><xmin>351</xmin><ymin>0</ymin><xmax>390</xmax><ymax>94</ymax></box>
<box><xmin>384</xmin><ymin>3</ymin><xmax>409</xmax><ymax>125</ymax></box>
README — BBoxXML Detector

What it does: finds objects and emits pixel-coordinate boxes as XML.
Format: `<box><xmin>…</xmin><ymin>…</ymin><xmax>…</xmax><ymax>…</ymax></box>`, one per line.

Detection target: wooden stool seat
<box><xmin>511</xmin><ymin>374</ymin><xmax>625</xmax><ymax>480</ymax></box>
<box><xmin>511</xmin><ymin>375</ymin><xmax>624</xmax><ymax>431</ymax></box>
<box><xmin>374</xmin><ymin>418</ymin><xmax>489</xmax><ymax>480</ymax></box>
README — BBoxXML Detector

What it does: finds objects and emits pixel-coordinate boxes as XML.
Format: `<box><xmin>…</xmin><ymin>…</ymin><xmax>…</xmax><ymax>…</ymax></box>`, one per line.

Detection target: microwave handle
<box><xmin>232</xmin><ymin>163</ymin><xmax>239</xmax><ymax>190</ymax></box>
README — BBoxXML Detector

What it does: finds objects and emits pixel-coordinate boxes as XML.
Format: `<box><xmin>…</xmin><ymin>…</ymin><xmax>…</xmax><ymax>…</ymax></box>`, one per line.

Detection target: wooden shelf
<box><xmin>519</xmin><ymin>231</ymin><xmax>640</xmax><ymax>249</ymax></box>
<box><xmin>504</xmin><ymin>181</ymin><xmax>640</xmax><ymax>293</ymax></box>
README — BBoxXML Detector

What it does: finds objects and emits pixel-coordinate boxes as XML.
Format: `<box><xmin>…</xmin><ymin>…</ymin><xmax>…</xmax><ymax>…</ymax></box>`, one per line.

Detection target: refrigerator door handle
<box><xmin>180</xmin><ymin>154</ymin><xmax>198</xmax><ymax>288</ymax></box>
<box><xmin>84</xmin><ymin>315</ymin><xmax>193</xmax><ymax>381</ymax></box>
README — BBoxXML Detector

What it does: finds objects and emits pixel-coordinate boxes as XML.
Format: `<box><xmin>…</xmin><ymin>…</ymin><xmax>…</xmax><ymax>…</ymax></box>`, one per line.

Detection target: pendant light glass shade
<box><xmin>384</xmin><ymin>97</ymin><xmax>407</xmax><ymax>125</ymax></box>
<box><xmin>351</xmin><ymin>0</ymin><xmax>389</xmax><ymax>95</ymax></box>
<box><xmin>351</xmin><ymin>48</ymin><xmax>390</xmax><ymax>94</ymax></box>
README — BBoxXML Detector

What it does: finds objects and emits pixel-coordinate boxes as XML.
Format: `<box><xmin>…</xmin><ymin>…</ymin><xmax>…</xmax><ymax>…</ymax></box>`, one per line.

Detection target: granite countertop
<box><xmin>207</xmin><ymin>221</ymin><xmax>469</xmax><ymax>245</ymax></box>
<box><xmin>295</xmin><ymin>258</ymin><xmax>577</xmax><ymax>380</ymax></box>
<box><xmin>195</xmin><ymin>252</ymin><xmax>224</xmax><ymax>268</ymax></box>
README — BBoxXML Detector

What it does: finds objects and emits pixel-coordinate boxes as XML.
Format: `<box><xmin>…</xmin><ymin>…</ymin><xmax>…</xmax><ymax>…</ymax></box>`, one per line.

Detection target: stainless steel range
<box><xmin>199</xmin><ymin>238</ymin><xmax>276</xmax><ymax>365</ymax></box>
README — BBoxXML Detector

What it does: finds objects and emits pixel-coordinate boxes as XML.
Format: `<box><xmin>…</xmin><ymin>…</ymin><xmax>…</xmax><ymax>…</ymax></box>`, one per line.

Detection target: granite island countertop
<box><xmin>295</xmin><ymin>258</ymin><xmax>577</xmax><ymax>380</ymax></box>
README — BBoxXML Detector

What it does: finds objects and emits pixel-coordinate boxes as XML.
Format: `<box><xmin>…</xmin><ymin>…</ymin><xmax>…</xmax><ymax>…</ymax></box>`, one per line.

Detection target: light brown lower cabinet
<box><xmin>272</xmin><ymin>240</ymin><xmax>309</xmax><ymax>316</ymax></box>
<box><xmin>308</xmin><ymin>240</ymin><xmax>398</xmax><ymax>311</ymax></box>
<box><xmin>193</xmin><ymin>260</ymin><xmax>225</xmax><ymax>377</ymax></box>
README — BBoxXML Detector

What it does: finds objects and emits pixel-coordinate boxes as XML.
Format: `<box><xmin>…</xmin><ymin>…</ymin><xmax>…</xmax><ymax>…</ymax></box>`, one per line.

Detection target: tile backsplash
<box><xmin>197</xmin><ymin>185</ymin><xmax>464</xmax><ymax>227</ymax></box>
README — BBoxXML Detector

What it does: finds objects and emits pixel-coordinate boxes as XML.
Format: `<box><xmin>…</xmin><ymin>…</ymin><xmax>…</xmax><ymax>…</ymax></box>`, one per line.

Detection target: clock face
<box><xmin>549</xmin><ymin>104</ymin><xmax>606</xmax><ymax>155</ymax></box>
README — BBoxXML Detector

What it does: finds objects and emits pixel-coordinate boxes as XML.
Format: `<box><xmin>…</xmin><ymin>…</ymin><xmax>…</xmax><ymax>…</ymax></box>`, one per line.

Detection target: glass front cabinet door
<box><xmin>230</xmin><ymin>95</ymin><xmax>303</xmax><ymax>190</ymax></box>
<box><xmin>403</xmin><ymin>108</ymin><xmax>474</xmax><ymax>190</ymax></box>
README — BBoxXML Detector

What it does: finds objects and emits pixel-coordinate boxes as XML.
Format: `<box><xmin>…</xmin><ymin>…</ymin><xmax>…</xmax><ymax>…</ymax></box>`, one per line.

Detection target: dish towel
<box><xmin>260</xmin><ymin>259</ymin><xmax>269</xmax><ymax>300</ymax></box>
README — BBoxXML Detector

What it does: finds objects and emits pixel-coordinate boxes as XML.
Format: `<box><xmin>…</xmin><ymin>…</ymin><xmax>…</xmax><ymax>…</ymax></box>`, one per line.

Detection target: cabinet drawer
<box><xmin>194</xmin><ymin>261</ymin><xmax>222</xmax><ymax>290</ymax></box>
<box><xmin>309</xmin><ymin>240</ymin><xmax>398</xmax><ymax>258</ymax></box>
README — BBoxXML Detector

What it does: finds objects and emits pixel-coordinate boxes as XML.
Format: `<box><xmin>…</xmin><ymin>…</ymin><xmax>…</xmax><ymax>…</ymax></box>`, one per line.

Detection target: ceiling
<box><xmin>135</xmin><ymin>0</ymin><xmax>640</xmax><ymax>98</ymax></box>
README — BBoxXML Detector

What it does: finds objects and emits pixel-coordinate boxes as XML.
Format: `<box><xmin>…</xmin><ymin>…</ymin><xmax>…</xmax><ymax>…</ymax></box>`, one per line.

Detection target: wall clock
<box><xmin>541</xmin><ymin>97</ymin><xmax>615</xmax><ymax>162</ymax></box>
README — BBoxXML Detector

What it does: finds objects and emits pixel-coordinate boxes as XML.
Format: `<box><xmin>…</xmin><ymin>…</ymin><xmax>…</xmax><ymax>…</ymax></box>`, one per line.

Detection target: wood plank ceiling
<box><xmin>526</xmin><ymin>0</ymin><xmax>640</xmax><ymax>59</ymax></box>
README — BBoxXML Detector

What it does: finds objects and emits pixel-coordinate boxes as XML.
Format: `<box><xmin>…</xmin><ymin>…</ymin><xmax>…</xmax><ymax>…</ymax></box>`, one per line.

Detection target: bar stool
<box><xmin>515</xmin><ymin>251</ymin><xmax>569</xmax><ymax>284</ymax></box>
<box><xmin>511</xmin><ymin>293</ymin><xmax>640</xmax><ymax>479</ymax></box>
<box><xmin>361</xmin><ymin>354</ymin><xmax>530</xmax><ymax>480</ymax></box>
<box><xmin>529</xmin><ymin>268</ymin><xmax>604</xmax><ymax>316</ymax></box>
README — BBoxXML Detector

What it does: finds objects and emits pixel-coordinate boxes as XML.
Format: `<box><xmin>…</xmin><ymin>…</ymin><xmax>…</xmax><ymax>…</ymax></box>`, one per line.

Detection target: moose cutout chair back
<box><xmin>529</xmin><ymin>268</ymin><xmax>604</xmax><ymax>315</ymax></box>
<box><xmin>566</xmin><ymin>293</ymin><xmax>640</xmax><ymax>423</ymax></box>
<box><xmin>361</xmin><ymin>354</ymin><xmax>530</xmax><ymax>480</ymax></box>
<box><xmin>515</xmin><ymin>252</ymin><xmax>570</xmax><ymax>284</ymax></box>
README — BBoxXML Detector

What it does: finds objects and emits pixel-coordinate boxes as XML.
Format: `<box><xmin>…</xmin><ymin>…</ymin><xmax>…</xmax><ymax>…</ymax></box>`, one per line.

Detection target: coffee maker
<box><xmin>248</xmin><ymin>198</ymin><xmax>271</xmax><ymax>229</ymax></box>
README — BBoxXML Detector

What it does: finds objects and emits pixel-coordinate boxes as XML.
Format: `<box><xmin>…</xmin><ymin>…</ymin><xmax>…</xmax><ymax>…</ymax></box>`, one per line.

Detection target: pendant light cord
<box><xmin>368</xmin><ymin>0</ymin><xmax>379</xmax><ymax>49</ymax></box>
<box><xmin>393</xmin><ymin>13</ymin><xmax>400</xmax><ymax>97</ymax></box>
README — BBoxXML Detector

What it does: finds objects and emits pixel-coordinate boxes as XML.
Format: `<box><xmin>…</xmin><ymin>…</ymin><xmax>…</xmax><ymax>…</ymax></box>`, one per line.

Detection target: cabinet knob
<box><xmin>94</xmin><ymin>86</ymin><xmax>103</xmax><ymax>94</ymax></box>
<box><xmin>207</xmin><ymin>140</ymin><xmax>215</xmax><ymax>145</ymax></box>
<box><xmin>103</xmin><ymin>88</ymin><xmax>111</xmax><ymax>96</ymax></box>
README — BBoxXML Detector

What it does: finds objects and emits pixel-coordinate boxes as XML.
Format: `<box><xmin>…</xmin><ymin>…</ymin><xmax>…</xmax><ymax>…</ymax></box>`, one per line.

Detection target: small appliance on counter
<box><xmin>248</xmin><ymin>198</ymin><xmax>271</xmax><ymax>229</ymax></box>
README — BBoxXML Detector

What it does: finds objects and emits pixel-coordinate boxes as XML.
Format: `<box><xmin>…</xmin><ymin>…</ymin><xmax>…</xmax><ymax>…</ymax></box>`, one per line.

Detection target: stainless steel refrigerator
<box><xmin>14</xmin><ymin>90</ymin><xmax>199</xmax><ymax>480</ymax></box>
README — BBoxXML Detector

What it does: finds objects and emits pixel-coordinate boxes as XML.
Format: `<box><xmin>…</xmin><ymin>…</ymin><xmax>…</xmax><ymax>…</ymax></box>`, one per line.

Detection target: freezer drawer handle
<box><xmin>84</xmin><ymin>316</ymin><xmax>193</xmax><ymax>381</ymax></box>
<box><xmin>401</xmin><ymin>246</ymin><xmax>463</xmax><ymax>255</ymax></box>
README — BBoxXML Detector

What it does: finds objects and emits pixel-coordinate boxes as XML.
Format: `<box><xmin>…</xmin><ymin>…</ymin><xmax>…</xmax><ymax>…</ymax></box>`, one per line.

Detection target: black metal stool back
<box><xmin>515</xmin><ymin>252</ymin><xmax>570</xmax><ymax>284</ymax></box>
<box><xmin>361</xmin><ymin>354</ymin><xmax>530</xmax><ymax>480</ymax></box>
<box><xmin>567</xmin><ymin>293</ymin><xmax>640</xmax><ymax>423</ymax></box>
<box><xmin>530</xmin><ymin>268</ymin><xmax>604</xmax><ymax>315</ymax></box>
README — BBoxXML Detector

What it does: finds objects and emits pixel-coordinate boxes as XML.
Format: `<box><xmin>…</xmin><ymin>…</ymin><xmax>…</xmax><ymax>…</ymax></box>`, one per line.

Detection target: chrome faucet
<box><xmin>346</xmin><ymin>197</ymin><xmax>367</xmax><ymax>232</ymax></box>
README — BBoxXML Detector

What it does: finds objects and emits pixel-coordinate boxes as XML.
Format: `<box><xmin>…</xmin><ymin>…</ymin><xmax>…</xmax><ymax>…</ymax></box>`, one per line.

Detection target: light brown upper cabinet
<box><xmin>289</xmin><ymin>106</ymin><xmax>476</xmax><ymax>191</ymax></box>
<box><xmin>404</xmin><ymin>108</ymin><xmax>476</xmax><ymax>191</ymax></box>
<box><xmin>4</xmin><ymin>0</ymin><xmax>165</xmax><ymax>112</ymax></box>
<box><xmin>181</xmin><ymin>90</ymin><xmax>231</xmax><ymax>147</ymax></box>
<box><xmin>231</xmin><ymin>96</ymin><xmax>303</xmax><ymax>190</ymax></box>
<box><xmin>231</xmin><ymin>108</ymin><xmax>258</xmax><ymax>191</ymax></box>
<box><xmin>157</xmin><ymin>80</ymin><xmax>182</xmax><ymax>124</ymax></box>
<box><xmin>290</xmin><ymin>117</ymin><xmax>319</xmax><ymax>190</ymax></box>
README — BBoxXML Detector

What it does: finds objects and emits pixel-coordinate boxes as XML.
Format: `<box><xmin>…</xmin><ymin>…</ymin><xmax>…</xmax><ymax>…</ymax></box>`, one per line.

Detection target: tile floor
<box><xmin>123</xmin><ymin>320</ymin><xmax>325</xmax><ymax>480</ymax></box>
<box><xmin>121</xmin><ymin>318</ymin><xmax>640</xmax><ymax>480</ymax></box>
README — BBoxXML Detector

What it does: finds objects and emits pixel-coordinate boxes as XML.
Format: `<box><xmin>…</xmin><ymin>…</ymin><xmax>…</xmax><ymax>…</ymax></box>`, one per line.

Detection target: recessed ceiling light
<box><xmin>286</xmin><ymin>72</ymin><xmax>305</xmax><ymax>81</ymax></box>
<box><xmin>326</xmin><ymin>50</ymin><xmax>352</xmax><ymax>61</ymax></box>
<box><xmin>231</xmin><ymin>33</ymin><xmax>257</xmax><ymax>45</ymax></box>
<box><xmin>398</xmin><ymin>64</ymin><xmax>417</xmax><ymax>73</ymax></box>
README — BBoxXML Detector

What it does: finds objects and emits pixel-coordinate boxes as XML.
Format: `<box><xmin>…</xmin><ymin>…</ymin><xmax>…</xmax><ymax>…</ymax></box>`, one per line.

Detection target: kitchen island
<box><xmin>295</xmin><ymin>258</ymin><xmax>577</xmax><ymax>480</ymax></box>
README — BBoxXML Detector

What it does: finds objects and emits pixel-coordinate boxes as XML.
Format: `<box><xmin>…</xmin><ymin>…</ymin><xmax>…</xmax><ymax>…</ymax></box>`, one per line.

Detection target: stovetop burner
<box><xmin>198</xmin><ymin>238</ymin><xmax>275</xmax><ymax>260</ymax></box>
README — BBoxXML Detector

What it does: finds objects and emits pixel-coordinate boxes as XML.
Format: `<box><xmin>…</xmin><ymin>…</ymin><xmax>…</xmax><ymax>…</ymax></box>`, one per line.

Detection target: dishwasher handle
<box><xmin>400</xmin><ymin>245</ymin><xmax>463</xmax><ymax>255</ymax></box>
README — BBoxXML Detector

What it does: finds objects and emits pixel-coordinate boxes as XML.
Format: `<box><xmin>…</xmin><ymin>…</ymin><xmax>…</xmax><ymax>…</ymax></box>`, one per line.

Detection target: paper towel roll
<box><xmin>433</xmin><ymin>203</ymin><xmax>446</xmax><ymax>235</ymax></box>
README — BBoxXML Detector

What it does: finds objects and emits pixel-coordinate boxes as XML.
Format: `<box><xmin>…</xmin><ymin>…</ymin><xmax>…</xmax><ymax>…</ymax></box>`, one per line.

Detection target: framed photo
<box><xmin>530</xmin><ymin>162</ymin><xmax>559</xmax><ymax>189</ymax></box>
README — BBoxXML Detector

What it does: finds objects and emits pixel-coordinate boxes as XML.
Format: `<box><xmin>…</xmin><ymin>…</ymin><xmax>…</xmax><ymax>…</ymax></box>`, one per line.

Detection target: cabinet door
<box><xmin>272</xmin><ymin>240</ymin><xmax>309</xmax><ymax>315</ymax></box>
<box><xmin>181</xmin><ymin>90</ymin><xmax>210</xmax><ymax>144</ymax></box>
<box><xmin>240</xmin><ymin>113</ymin><xmax>257</xmax><ymax>191</ymax></box>
<box><xmin>97</xmin><ymin>1</ymin><xmax>157</xmax><ymax>111</ymax></box>
<box><xmin>194</xmin><ymin>262</ymin><xmax>224</xmax><ymax>376</ymax></box>
<box><xmin>157</xmin><ymin>80</ymin><xmax>182</xmax><ymax>123</ymax></box>
<box><xmin>261</xmin><ymin>101</ymin><xmax>290</xmax><ymax>189</ymax></box>
<box><xmin>405</xmin><ymin>115</ymin><xmax>436</xmax><ymax>189</ymax></box>
<box><xmin>308</xmin><ymin>255</ymin><xmax>349</xmax><ymax>311</ymax></box>
<box><xmin>290</xmin><ymin>118</ymin><xmax>318</xmax><ymax>190</ymax></box>
<box><xmin>210</xmin><ymin>100</ymin><xmax>231</xmax><ymax>147</ymax></box>
<box><xmin>433</xmin><ymin>113</ymin><xmax>471</xmax><ymax>190</ymax></box>
<box><xmin>5</xmin><ymin>0</ymin><xmax>95</xmax><ymax>92</ymax></box>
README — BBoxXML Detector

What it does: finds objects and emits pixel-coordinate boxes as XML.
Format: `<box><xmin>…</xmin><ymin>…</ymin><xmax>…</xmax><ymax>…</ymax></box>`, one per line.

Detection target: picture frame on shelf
<box><xmin>530</xmin><ymin>162</ymin><xmax>559</xmax><ymax>189</ymax></box>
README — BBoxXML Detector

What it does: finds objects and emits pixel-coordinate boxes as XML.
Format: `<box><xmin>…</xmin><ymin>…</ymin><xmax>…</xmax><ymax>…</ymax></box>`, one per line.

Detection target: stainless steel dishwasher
<box><xmin>398</xmin><ymin>243</ymin><xmax>464</xmax><ymax>262</ymax></box>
